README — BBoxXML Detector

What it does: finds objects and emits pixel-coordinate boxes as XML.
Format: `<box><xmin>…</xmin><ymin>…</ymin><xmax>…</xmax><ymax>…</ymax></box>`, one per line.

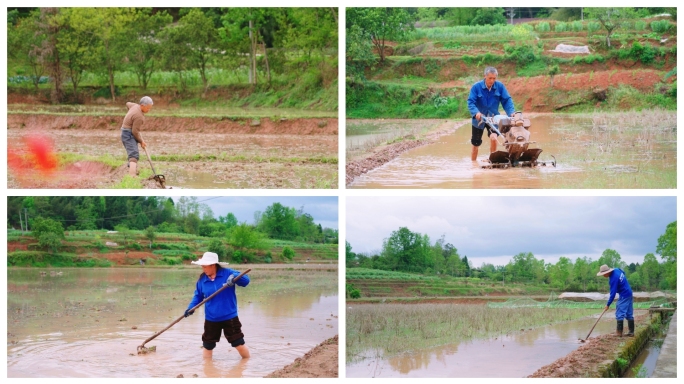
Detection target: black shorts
<box><xmin>471</xmin><ymin>125</ymin><xmax>499</xmax><ymax>147</ymax></box>
<box><xmin>202</xmin><ymin>316</ymin><xmax>245</xmax><ymax>347</ymax></box>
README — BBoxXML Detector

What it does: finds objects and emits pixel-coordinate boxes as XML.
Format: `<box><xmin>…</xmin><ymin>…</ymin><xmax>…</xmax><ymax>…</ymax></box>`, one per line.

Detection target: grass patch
<box><xmin>8</xmin><ymin>251</ymin><xmax>112</xmax><ymax>268</ymax></box>
<box><xmin>346</xmin><ymin>303</ymin><xmax>597</xmax><ymax>362</ymax></box>
<box><xmin>152</xmin><ymin>153</ymin><xmax>337</xmax><ymax>165</ymax></box>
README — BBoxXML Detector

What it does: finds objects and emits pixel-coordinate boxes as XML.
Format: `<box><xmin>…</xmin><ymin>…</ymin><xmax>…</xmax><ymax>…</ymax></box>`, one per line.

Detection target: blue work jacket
<box><xmin>467</xmin><ymin>80</ymin><xmax>515</xmax><ymax>127</ymax></box>
<box><xmin>187</xmin><ymin>267</ymin><xmax>250</xmax><ymax>322</ymax></box>
<box><xmin>606</xmin><ymin>268</ymin><xmax>633</xmax><ymax>307</ymax></box>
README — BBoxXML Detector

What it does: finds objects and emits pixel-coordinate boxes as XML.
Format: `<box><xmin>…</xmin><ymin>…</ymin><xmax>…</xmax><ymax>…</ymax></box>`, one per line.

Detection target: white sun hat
<box><xmin>596</xmin><ymin>264</ymin><xmax>614</xmax><ymax>276</ymax></box>
<box><xmin>191</xmin><ymin>252</ymin><xmax>230</xmax><ymax>267</ymax></box>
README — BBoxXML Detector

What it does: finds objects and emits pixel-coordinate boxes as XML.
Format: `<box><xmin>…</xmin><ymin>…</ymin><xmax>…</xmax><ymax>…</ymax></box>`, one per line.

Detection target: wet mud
<box><xmin>266</xmin><ymin>335</ymin><xmax>338</xmax><ymax>378</ymax></box>
<box><xmin>348</xmin><ymin>114</ymin><xmax>675</xmax><ymax>189</ymax></box>
<box><xmin>7</xmin><ymin>126</ymin><xmax>338</xmax><ymax>189</ymax></box>
<box><xmin>7</xmin><ymin>268</ymin><xmax>338</xmax><ymax>377</ymax></box>
<box><xmin>347</xmin><ymin>311</ymin><xmax>641</xmax><ymax>378</ymax></box>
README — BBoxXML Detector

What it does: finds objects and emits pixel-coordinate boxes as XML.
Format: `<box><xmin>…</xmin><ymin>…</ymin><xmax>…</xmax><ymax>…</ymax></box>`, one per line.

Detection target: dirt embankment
<box><xmin>346</xmin><ymin>118</ymin><xmax>470</xmax><ymax>185</ymax></box>
<box><xmin>506</xmin><ymin>69</ymin><xmax>671</xmax><ymax>112</ymax></box>
<box><xmin>529</xmin><ymin>313</ymin><xmax>649</xmax><ymax>378</ymax></box>
<box><xmin>265</xmin><ymin>335</ymin><xmax>338</xmax><ymax>378</ymax></box>
<box><xmin>7</xmin><ymin>114</ymin><xmax>338</xmax><ymax>135</ymax></box>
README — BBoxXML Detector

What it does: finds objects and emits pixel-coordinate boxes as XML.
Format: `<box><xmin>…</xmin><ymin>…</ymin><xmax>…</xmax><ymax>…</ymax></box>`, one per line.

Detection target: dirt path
<box><xmin>346</xmin><ymin>119</ymin><xmax>470</xmax><ymax>185</ymax></box>
<box><xmin>265</xmin><ymin>335</ymin><xmax>338</xmax><ymax>378</ymax></box>
<box><xmin>529</xmin><ymin>313</ymin><xmax>649</xmax><ymax>378</ymax></box>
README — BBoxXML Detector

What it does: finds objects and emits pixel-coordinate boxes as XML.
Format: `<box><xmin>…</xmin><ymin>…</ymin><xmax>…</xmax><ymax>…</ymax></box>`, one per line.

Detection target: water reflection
<box><xmin>8</xmin><ymin>268</ymin><xmax>337</xmax><ymax>377</ymax></box>
<box><xmin>347</xmin><ymin>314</ymin><xmax>623</xmax><ymax>378</ymax></box>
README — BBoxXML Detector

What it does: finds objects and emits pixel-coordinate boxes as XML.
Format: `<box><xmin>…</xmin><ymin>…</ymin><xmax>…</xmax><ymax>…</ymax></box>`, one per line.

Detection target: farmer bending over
<box><xmin>597</xmin><ymin>264</ymin><xmax>634</xmax><ymax>337</ymax></box>
<box><xmin>120</xmin><ymin>96</ymin><xmax>153</xmax><ymax>176</ymax></box>
<box><xmin>467</xmin><ymin>67</ymin><xmax>515</xmax><ymax>161</ymax></box>
<box><xmin>185</xmin><ymin>252</ymin><xmax>251</xmax><ymax>359</ymax></box>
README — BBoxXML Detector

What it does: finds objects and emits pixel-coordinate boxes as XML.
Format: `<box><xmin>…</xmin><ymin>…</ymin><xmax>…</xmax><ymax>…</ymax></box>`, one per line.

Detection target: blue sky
<box><xmin>172</xmin><ymin>196</ymin><xmax>338</xmax><ymax>230</ymax></box>
<box><xmin>347</xmin><ymin>196</ymin><xmax>676</xmax><ymax>266</ymax></box>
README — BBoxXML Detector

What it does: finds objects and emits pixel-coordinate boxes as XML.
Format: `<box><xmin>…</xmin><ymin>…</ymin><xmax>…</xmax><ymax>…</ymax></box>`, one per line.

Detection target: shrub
<box><xmin>207</xmin><ymin>238</ymin><xmax>227</xmax><ymax>260</ymax></box>
<box><xmin>571</xmin><ymin>21</ymin><xmax>583</xmax><ymax>32</ymax></box>
<box><xmin>651</xmin><ymin>20</ymin><xmax>671</xmax><ymax>33</ymax></box>
<box><xmin>264</xmin><ymin>251</ymin><xmax>272</xmax><ymax>264</ymax></box>
<box><xmin>504</xmin><ymin>44</ymin><xmax>539</xmax><ymax>65</ymax></box>
<box><xmin>346</xmin><ymin>283</ymin><xmax>361</xmax><ymax>299</ymax></box>
<box><xmin>588</xmin><ymin>21</ymin><xmax>601</xmax><ymax>33</ymax></box>
<box><xmin>634</xmin><ymin>21</ymin><xmax>647</xmax><ymax>31</ymax></box>
<box><xmin>282</xmin><ymin>246</ymin><xmax>295</xmax><ymax>260</ymax></box>
<box><xmin>536</xmin><ymin>22</ymin><xmax>550</xmax><ymax>33</ymax></box>
<box><xmin>127</xmin><ymin>243</ymin><xmax>142</xmax><ymax>251</ymax></box>
<box><xmin>555</xmin><ymin>22</ymin><xmax>567</xmax><ymax>33</ymax></box>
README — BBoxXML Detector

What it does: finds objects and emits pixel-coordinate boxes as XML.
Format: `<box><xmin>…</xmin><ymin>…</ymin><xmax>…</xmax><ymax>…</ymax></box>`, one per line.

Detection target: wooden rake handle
<box><xmin>584</xmin><ymin>306</ymin><xmax>609</xmax><ymax>341</ymax></box>
<box><xmin>137</xmin><ymin>269</ymin><xmax>251</xmax><ymax>350</ymax></box>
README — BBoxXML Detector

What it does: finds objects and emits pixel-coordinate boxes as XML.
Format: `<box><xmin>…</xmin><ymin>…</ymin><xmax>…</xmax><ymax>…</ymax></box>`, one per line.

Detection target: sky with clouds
<box><xmin>347</xmin><ymin>196</ymin><xmax>675</xmax><ymax>266</ymax></box>
<box><xmin>171</xmin><ymin>196</ymin><xmax>338</xmax><ymax>230</ymax></box>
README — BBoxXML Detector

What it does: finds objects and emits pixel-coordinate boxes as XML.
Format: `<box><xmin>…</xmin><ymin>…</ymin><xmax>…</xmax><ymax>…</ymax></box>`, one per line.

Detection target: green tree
<box><xmin>656</xmin><ymin>221</ymin><xmax>676</xmax><ymax>289</ymax></box>
<box><xmin>381</xmin><ymin>227</ymin><xmax>430</xmax><ymax>272</ymax></box>
<box><xmin>8</xmin><ymin>10</ymin><xmax>46</xmax><ymax>91</ymax></box>
<box><xmin>598</xmin><ymin>249</ymin><xmax>625</xmax><ymax>270</ymax></box>
<box><xmin>88</xmin><ymin>7</ymin><xmax>137</xmax><ymax>100</ymax></box>
<box><xmin>573</xmin><ymin>256</ymin><xmax>593</xmax><ymax>291</ymax></box>
<box><xmin>56</xmin><ymin>8</ymin><xmax>101</xmax><ymax>98</ymax></box>
<box><xmin>470</xmin><ymin>8</ymin><xmax>507</xmax><ymax>26</ymax></box>
<box><xmin>229</xmin><ymin>223</ymin><xmax>267</xmax><ymax>251</ymax></box>
<box><xmin>259</xmin><ymin>202</ymin><xmax>299</xmax><ymax>240</ymax></box>
<box><xmin>208</xmin><ymin>238</ymin><xmax>227</xmax><ymax>260</ymax></box>
<box><xmin>346</xmin><ymin>8</ymin><xmax>414</xmax><ymax>63</ymax></box>
<box><xmin>346</xmin><ymin>241</ymin><xmax>356</xmax><ymax>265</ymax></box>
<box><xmin>548</xmin><ymin>64</ymin><xmax>560</xmax><ymax>88</ymax></box>
<box><xmin>177</xmin><ymin>8</ymin><xmax>221</xmax><ymax>94</ymax></box>
<box><xmin>585</xmin><ymin>8</ymin><xmax>636</xmax><ymax>48</ymax></box>
<box><xmin>31</xmin><ymin>217</ymin><xmax>65</xmax><ymax>254</ymax></box>
<box><xmin>125</xmin><ymin>9</ymin><xmax>172</xmax><ymax>90</ymax></box>
<box><xmin>640</xmin><ymin>253</ymin><xmax>661</xmax><ymax>290</ymax></box>
<box><xmin>114</xmin><ymin>224</ymin><xmax>132</xmax><ymax>246</ymax></box>
<box><xmin>550</xmin><ymin>257</ymin><xmax>573</xmax><ymax>290</ymax></box>
<box><xmin>144</xmin><ymin>226</ymin><xmax>156</xmax><ymax>247</ymax></box>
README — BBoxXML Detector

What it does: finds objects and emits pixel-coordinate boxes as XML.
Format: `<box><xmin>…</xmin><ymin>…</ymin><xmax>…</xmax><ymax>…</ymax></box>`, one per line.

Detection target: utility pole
<box><xmin>581</xmin><ymin>8</ymin><xmax>584</xmax><ymax>21</ymax></box>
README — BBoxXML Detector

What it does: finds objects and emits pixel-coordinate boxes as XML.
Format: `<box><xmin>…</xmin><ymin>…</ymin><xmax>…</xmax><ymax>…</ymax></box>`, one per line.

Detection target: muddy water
<box><xmin>623</xmin><ymin>319</ymin><xmax>670</xmax><ymax>378</ymax></box>
<box><xmin>349</xmin><ymin>115</ymin><xmax>675</xmax><ymax>188</ymax></box>
<box><xmin>7</xmin><ymin>268</ymin><xmax>338</xmax><ymax>378</ymax></box>
<box><xmin>346</xmin><ymin>313</ymin><xmax>617</xmax><ymax>378</ymax></box>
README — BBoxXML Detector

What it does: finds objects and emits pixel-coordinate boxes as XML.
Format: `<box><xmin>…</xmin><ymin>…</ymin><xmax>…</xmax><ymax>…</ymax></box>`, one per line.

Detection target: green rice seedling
<box><xmin>346</xmin><ymin>303</ymin><xmax>598</xmax><ymax>361</ymax></box>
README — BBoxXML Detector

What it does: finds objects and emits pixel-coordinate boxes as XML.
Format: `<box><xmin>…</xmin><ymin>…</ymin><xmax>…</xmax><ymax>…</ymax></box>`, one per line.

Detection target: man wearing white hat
<box><xmin>185</xmin><ymin>252</ymin><xmax>251</xmax><ymax>359</ymax></box>
<box><xmin>597</xmin><ymin>264</ymin><xmax>634</xmax><ymax>337</ymax></box>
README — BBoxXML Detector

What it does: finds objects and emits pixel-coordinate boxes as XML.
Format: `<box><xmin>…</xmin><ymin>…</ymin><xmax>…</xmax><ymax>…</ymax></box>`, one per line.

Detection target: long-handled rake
<box><xmin>580</xmin><ymin>307</ymin><xmax>609</xmax><ymax>343</ymax></box>
<box><xmin>137</xmin><ymin>269</ymin><xmax>251</xmax><ymax>354</ymax></box>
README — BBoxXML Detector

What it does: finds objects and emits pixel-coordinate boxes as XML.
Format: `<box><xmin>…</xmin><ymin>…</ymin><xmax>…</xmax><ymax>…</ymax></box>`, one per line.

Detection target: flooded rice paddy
<box><xmin>7</xmin><ymin>267</ymin><xmax>338</xmax><ymax>377</ymax></box>
<box><xmin>348</xmin><ymin>111</ymin><xmax>676</xmax><ymax>189</ymax></box>
<box><xmin>347</xmin><ymin>309</ymin><xmax>623</xmax><ymax>378</ymax></box>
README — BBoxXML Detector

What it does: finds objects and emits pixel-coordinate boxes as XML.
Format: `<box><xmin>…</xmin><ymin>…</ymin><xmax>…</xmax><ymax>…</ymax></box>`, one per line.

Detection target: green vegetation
<box><xmin>347</xmin><ymin>221</ymin><xmax>677</xmax><ymax>299</ymax></box>
<box><xmin>346</xmin><ymin>7</ymin><xmax>676</xmax><ymax>119</ymax></box>
<box><xmin>8</xmin><ymin>251</ymin><xmax>112</xmax><ymax>267</ymax></box>
<box><xmin>7</xmin><ymin>7</ymin><xmax>338</xmax><ymax>111</ymax></box>
<box><xmin>347</xmin><ymin>304</ymin><xmax>597</xmax><ymax>361</ymax></box>
<box><xmin>7</xmin><ymin>196</ymin><xmax>338</xmax><ymax>267</ymax></box>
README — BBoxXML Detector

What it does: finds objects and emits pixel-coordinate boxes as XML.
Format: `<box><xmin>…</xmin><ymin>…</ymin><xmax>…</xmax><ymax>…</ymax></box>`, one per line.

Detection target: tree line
<box><xmin>7</xmin><ymin>7</ymin><xmax>338</xmax><ymax>102</ymax></box>
<box><xmin>6</xmin><ymin>196</ymin><xmax>338</xmax><ymax>244</ymax></box>
<box><xmin>346</xmin><ymin>222</ymin><xmax>677</xmax><ymax>291</ymax></box>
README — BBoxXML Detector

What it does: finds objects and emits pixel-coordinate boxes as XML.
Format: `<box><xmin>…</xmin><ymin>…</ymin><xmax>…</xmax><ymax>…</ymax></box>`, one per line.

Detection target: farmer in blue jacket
<box><xmin>597</xmin><ymin>264</ymin><xmax>634</xmax><ymax>337</ymax></box>
<box><xmin>185</xmin><ymin>252</ymin><xmax>251</xmax><ymax>359</ymax></box>
<box><xmin>467</xmin><ymin>66</ymin><xmax>515</xmax><ymax>161</ymax></box>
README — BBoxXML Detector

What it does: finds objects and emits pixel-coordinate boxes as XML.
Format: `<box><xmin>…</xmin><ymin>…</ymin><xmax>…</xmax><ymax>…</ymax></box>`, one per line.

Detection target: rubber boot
<box><xmin>616</xmin><ymin>320</ymin><xmax>624</xmax><ymax>337</ymax></box>
<box><xmin>625</xmin><ymin>319</ymin><xmax>635</xmax><ymax>337</ymax></box>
